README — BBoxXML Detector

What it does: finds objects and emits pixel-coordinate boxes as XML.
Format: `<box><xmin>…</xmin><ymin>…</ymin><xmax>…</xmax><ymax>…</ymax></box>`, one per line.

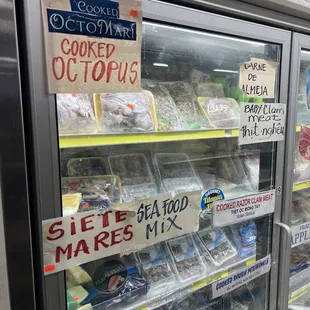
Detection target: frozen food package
<box><xmin>155</xmin><ymin>153</ymin><xmax>202</xmax><ymax>194</ymax></box>
<box><xmin>67</xmin><ymin>292</ymin><xmax>79</xmax><ymax>310</ymax></box>
<box><xmin>298</xmin><ymin>126</ymin><xmax>310</xmax><ymax>160</ymax></box>
<box><xmin>66</xmin><ymin>266</ymin><xmax>92</xmax><ymax>286</ymax></box>
<box><xmin>67</xmin><ymin>157</ymin><xmax>107</xmax><ymax>177</ymax></box>
<box><xmin>162</xmin><ymin>82</ymin><xmax>208</xmax><ymax>129</ymax></box>
<box><xmin>192</xmin><ymin>233</ymin><xmax>215</xmax><ymax>271</ymax></box>
<box><xmin>109</xmin><ymin>154</ymin><xmax>158</xmax><ymax>202</ymax></box>
<box><xmin>143</xmin><ymin>82</ymin><xmax>184</xmax><ymax>131</ymax></box>
<box><xmin>244</xmin><ymin>156</ymin><xmax>260</xmax><ymax>192</ymax></box>
<box><xmin>96</xmin><ymin>92</ymin><xmax>156</xmax><ymax>133</ymax></box>
<box><xmin>62</xmin><ymin>176</ymin><xmax>121</xmax><ymax>212</ymax></box>
<box><xmin>197</xmin><ymin>83</ymin><xmax>225</xmax><ymax>97</ymax></box>
<box><xmin>198</xmin><ymin>97</ymin><xmax>240</xmax><ymax>128</ymax></box>
<box><xmin>62</xmin><ymin>193</ymin><xmax>82</xmax><ymax>217</ymax></box>
<box><xmin>226</xmin><ymin>222</ymin><xmax>257</xmax><ymax>258</ymax></box>
<box><xmin>80</xmin><ymin>255</ymin><xmax>148</xmax><ymax>308</ymax></box>
<box><xmin>166</xmin><ymin>234</ymin><xmax>205</xmax><ymax>282</ymax></box>
<box><xmin>197</xmin><ymin>227</ymin><xmax>237</xmax><ymax>266</ymax></box>
<box><xmin>57</xmin><ymin>94</ymin><xmax>96</xmax><ymax>134</ymax></box>
<box><xmin>135</xmin><ymin>243</ymin><xmax>174</xmax><ymax>286</ymax></box>
<box><xmin>67</xmin><ymin>286</ymin><xmax>88</xmax><ymax>305</ymax></box>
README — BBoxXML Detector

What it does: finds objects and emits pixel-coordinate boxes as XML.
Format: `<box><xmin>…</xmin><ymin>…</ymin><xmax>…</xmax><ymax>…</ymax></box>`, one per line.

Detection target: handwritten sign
<box><xmin>212</xmin><ymin>255</ymin><xmax>271</xmax><ymax>298</ymax></box>
<box><xmin>239</xmin><ymin>58</ymin><xmax>278</xmax><ymax>99</ymax></box>
<box><xmin>291</xmin><ymin>221</ymin><xmax>310</xmax><ymax>248</ymax></box>
<box><xmin>239</xmin><ymin>103</ymin><xmax>286</xmax><ymax>145</ymax></box>
<box><xmin>43</xmin><ymin>191</ymin><xmax>201</xmax><ymax>275</ymax></box>
<box><xmin>41</xmin><ymin>0</ymin><xmax>142</xmax><ymax>93</ymax></box>
<box><xmin>213</xmin><ymin>190</ymin><xmax>275</xmax><ymax>227</ymax></box>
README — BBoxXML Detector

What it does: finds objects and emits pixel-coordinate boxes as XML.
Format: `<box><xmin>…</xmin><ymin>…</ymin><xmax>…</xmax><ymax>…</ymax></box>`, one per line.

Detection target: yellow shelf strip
<box><xmin>293</xmin><ymin>181</ymin><xmax>310</xmax><ymax>192</ymax></box>
<box><xmin>59</xmin><ymin>129</ymin><xmax>237</xmax><ymax>148</ymax></box>
<box><xmin>289</xmin><ymin>284</ymin><xmax>310</xmax><ymax>304</ymax></box>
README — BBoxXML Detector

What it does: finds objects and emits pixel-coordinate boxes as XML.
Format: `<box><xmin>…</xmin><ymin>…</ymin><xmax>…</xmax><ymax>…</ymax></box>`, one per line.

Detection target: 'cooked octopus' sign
<box><xmin>41</xmin><ymin>0</ymin><xmax>142</xmax><ymax>93</ymax></box>
<box><xmin>43</xmin><ymin>191</ymin><xmax>201</xmax><ymax>275</ymax></box>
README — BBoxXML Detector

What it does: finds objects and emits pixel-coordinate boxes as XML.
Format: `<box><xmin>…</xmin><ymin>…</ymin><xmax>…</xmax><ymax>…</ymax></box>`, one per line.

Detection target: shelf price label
<box><xmin>212</xmin><ymin>190</ymin><xmax>275</xmax><ymax>227</ymax></box>
<box><xmin>212</xmin><ymin>255</ymin><xmax>271</xmax><ymax>299</ymax></box>
<box><xmin>41</xmin><ymin>0</ymin><xmax>142</xmax><ymax>93</ymax></box>
<box><xmin>291</xmin><ymin>221</ymin><xmax>310</xmax><ymax>248</ymax></box>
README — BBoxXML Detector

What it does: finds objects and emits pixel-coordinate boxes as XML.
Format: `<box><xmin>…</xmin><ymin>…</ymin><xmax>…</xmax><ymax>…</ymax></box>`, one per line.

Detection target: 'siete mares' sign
<box><xmin>43</xmin><ymin>191</ymin><xmax>201</xmax><ymax>275</ymax></box>
<box><xmin>41</xmin><ymin>0</ymin><xmax>142</xmax><ymax>93</ymax></box>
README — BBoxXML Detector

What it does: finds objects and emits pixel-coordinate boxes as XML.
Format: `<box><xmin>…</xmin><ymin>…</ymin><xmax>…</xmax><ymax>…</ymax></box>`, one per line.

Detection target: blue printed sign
<box><xmin>201</xmin><ymin>188</ymin><xmax>224</xmax><ymax>214</ymax></box>
<box><xmin>47</xmin><ymin>8</ymin><xmax>136</xmax><ymax>40</ymax></box>
<box><xmin>70</xmin><ymin>0</ymin><xmax>119</xmax><ymax>18</ymax></box>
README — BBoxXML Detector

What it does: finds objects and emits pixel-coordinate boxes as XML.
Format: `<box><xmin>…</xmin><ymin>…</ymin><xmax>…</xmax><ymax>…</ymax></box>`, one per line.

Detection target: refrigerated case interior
<box><xmin>60</xmin><ymin>21</ymin><xmax>280</xmax><ymax>310</ymax></box>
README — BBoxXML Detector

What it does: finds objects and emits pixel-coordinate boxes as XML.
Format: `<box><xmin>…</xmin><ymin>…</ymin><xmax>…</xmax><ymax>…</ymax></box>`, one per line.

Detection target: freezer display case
<box><xmin>21</xmin><ymin>1</ymin><xmax>290</xmax><ymax>310</ymax></box>
<box><xmin>286</xmin><ymin>35</ymin><xmax>310</xmax><ymax>309</ymax></box>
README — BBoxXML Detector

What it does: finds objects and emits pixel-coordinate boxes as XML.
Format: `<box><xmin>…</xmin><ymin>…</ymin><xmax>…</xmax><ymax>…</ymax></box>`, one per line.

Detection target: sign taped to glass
<box><xmin>41</xmin><ymin>0</ymin><xmax>142</xmax><ymax>93</ymax></box>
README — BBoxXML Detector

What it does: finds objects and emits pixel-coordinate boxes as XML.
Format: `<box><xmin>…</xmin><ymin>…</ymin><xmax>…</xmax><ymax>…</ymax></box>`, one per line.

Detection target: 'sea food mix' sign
<box><xmin>43</xmin><ymin>191</ymin><xmax>201</xmax><ymax>274</ymax></box>
<box><xmin>41</xmin><ymin>0</ymin><xmax>142</xmax><ymax>93</ymax></box>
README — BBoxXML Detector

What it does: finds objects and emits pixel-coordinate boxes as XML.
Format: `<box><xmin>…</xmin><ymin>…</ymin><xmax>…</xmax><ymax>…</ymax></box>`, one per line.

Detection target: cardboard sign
<box><xmin>43</xmin><ymin>191</ymin><xmax>201</xmax><ymax>275</ymax></box>
<box><xmin>239</xmin><ymin>58</ymin><xmax>278</xmax><ymax>99</ymax></box>
<box><xmin>213</xmin><ymin>190</ymin><xmax>275</xmax><ymax>227</ymax></box>
<box><xmin>291</xmin><ymin>221</ymin><xmax>310</xmax><ymax>248</ymax></box>
<box><xmin>212</xmin><ymin>255</ymin><xmax>271</xmax><ymax>298</ymax></box>
<box><xmin>41</xmin><ymin>0</ymin><xmax>142</xmax><ymax>93</ymax></box>
<box><xmin>239</xmin><ymin>103</ymin><xmax>286</xmax><ymax>145</ymax></box>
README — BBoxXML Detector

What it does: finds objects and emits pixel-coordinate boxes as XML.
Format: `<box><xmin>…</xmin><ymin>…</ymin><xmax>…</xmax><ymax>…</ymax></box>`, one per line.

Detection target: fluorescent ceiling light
<box><xmin>144</xmin><ymin>22</ymin><xmax>266</xmax><ymax>47</ymax></box>
<box><xmin>213</xmin><ymin>69</ymin><xmax>239</xmax><ymax>73</ymax></box>
<box><xmin>153</xmin><ymin>62</ymin><xmax>169</xmax><ymax>67</ymax></box>
<box><xmin>301</xmin><ymin>50</ymin><xmax>310</xmax><ymax>55</ymax></box>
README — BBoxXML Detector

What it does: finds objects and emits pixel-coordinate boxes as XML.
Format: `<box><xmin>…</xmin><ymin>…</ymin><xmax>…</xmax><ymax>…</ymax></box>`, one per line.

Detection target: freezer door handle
<box><xmin>276</xmin><ymin>222</ymin><xmax>292</xmax><ymax>310</ymax></box>
<box><xmin>276</xmin><ymin>222</ymin><xmax>292</xmax><ymax>237</ymax></box>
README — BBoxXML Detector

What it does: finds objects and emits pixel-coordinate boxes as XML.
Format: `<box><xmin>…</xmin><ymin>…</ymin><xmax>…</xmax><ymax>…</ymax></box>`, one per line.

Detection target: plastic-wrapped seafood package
<box><xmin>197</xmin><ymin>83</ymin><xmax>225</xmax><ymax>98</ymax></box>
<box><xmin>166</xmin><ymin>234</ymin><xmax>205</xmax><ymax>282</ymax></box>
<box><xmin>79</xmin><ymin>255</ymin><xmax>148</xmax><ymax>308</ymax></box>
<box><xmin>57</xmin><ymin>94</ymin><xmax>96</xmax><ymax>134</ymax></box>
<box><xmin>225</xmin><ymin>221</ymin><xmax>257</xmax><ymax>258</ymax></box>
<box><xmin>143</xmin><ymin>82</ymin><xmax>184</xmax><ymax>131</ymax></box>
<box><xmin>244</xmin><ymin>156</ymin><xmax>260</xmax><ymax>192</ymax></box>
<box><xmin>135</xmin><ymin>243</ymin><xmax>174</xmax><ymax>287</ymax></box>
<box><xmin>162</xmin><ymin>82</ymin><xmax>208</xmax><ymax>130</ymax></box>
<box><xmin>67</xmin><ymin>157</ymin><xmax>107</xmax><ymax>177</ymax></box>
<box><xmin>155</xmin><ymin>153</ymin><xmax>202</xmax><ymax>195</ymax></box>
<box><xmin>198</xmin><ymin>97</ymin><xmax>240</xmax><ymax>129</ymax></box>
<box><xmin>96</xmin><ymin>92</ymin><xmax>155</xmax><ymax>133</ymax></box>
<box><xmin>62</xmin><ymin>176</ymin><xmax>121</xmax><ymax>212</ymax></box>
<box><xmin>109</xmin><ymin>154</ymin><xmax>158</xmax><ymax>202</ymax></box>
<box><xmin>197</xmin><ymin>227</ymin><xmax>237</xmax><ymax>266</ymax></box>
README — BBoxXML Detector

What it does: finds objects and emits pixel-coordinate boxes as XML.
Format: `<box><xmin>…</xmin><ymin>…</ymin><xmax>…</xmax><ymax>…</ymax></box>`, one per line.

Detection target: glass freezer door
<box><xmin>287</xmin><ymin>35</ymin><xmax>310</xmax><ymax>309</ymax></box>
<box><xmin>28</xmin><ymin>1</ymin><xmax>290</xmax><ymax>310</ymax></box>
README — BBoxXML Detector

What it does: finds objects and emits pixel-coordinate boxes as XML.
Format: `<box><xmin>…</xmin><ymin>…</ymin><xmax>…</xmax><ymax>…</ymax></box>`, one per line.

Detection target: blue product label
<box><xmin>92</xmin><ymin>260</ymin><xmax>127</xmax><ymax>293</ymax></box>
<box><xmin>199</xmin><ymin>229</ymin><xmax>225</xmax><ymax>251</ymax></box>
<box><xmin>138</xmin><ymin>244</ymin><xmax>166</xmax><ymax>269</ymax></box>
<box><xmin>47</xmin><ymin>8</ymin><xmax>136</xmax><ymax>41</ymax></box>
<box><xmin>201</xmin><ymin>188</ymin><xmax>224</xmax><ymax>213</ymax></box>
<box><xmin>79</xmin><ymin>199</ymin><xmax>110</xmax><ymax>212</ymax></box>
<box><xmin>169</xmin><ymin>238</ymin><xmax>197</xmax><ymax>262</ymax></box>
<box><xmin>70</xmin><ymin>0</ymin><xmax>119</xmax><ymax>18</ymax></box>
<box><xmin>240</xmin><ymin>222</ymin><xmax>257</xmax><ymax>246</ymax></box>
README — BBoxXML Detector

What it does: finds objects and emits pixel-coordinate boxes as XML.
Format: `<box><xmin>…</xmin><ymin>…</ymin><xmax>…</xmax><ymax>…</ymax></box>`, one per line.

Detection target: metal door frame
<box><xmin>18</xmin><ymin>0</ymin><xmax>291</xmax><ymax>309</ymax></box>
<box><xmin>278</xmin><ymin>32</ymin><xmax>310</xmax><ymax>310</ymax></box>
<box><xmin>0</xmin><ymin>0</ymin><xmax>36</xmax><ymax>309</ymax></box>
